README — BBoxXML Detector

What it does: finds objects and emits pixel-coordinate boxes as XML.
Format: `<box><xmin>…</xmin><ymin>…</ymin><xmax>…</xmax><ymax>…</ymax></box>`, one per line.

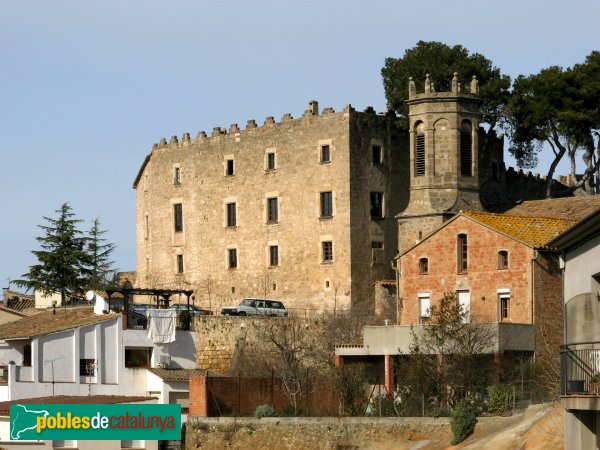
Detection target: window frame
<box><xmin>372</xmin><ymin>145</ymin><xmax>383</xmax><ymax>164</ymax></box>
<box><xmin>370</xmin><ymin>192</ymin><xmax>384</xmax><ymax>218</ymax></box>
<box><xmin>225</xmin><ymin>159</ymin><xmax>234</xmax><ymax>176</ymax></box>
<box><xmin>460</xmin><ymin>120</ymin><xmax>473</xmax><ymax>177</ymax></box>
<box><xmin>320</xmin><ymin>191</ymin><xmax>333</xmax><ymax>218</ymax></box>
<box><xmin>173</xmin><ymin>203</ymin><xmax>183</xmax><ymax>233</ymax></box>
<box><xmin>226</xmin><ymin>202</ymin><xmax>237</xmax><ymax>227</ymax></box>
<box><xmin>125</xmin><ymin>347</ymin><xmax>152</xmax><ymax>368</ymax></box>
<box><xmin>419</xmin><ymin>257</ymin><xmax>429</xmax><ymax>275</ymax></box>
<box><xmin>320</xmin><ymin>144</ymin><xmax>331</xmax><ymax>164</ymax></box>
<box><xmin>176</xmin><ymin>254</ymin><xmax>184</xmax><ymax>274</ymax></box>
<box><xmin>269</xmin><ymin>245</ymin><xmax>279</xmax><ymax>266</ymax></box>
<box><xmin>418</xmin><ymin>293</ymin><xmax>431</xmax><ymax>324</ymax></box>
<box><xmin>497</xmin><ymin>250</ymin><xmax>509</xmax><ymax>270</ymax></box>
<box><xmin>414</xmin><ymin>122</ymin><xmax>425</xmax><ymax>177</ymax></box>
<box><xmin>228</xmin><ymin>248</ymin><xmax>238</xmax><ymax>269</ymax></box>
<box><xmin>267</xmin><ymin>197</ymin><xmax>279</xmax><ymax>224</ymax></box>
<box><xmin>266</xmin><ymin>152</ymin><xmax>276</xmax><ymax>171</ymax></box>
<box><xmin>498</xmin><ymin>290</ymin><xmax>511</xmax><ymax>321</ymax></box>
<box><xmin>174</xmin><ymin>167</ymin><xmax>181</xmax><ymax>185</ymax></box>
<box><xmin>79</xmin><ymin>358</ymin><xmax>96</xmax><ymax>377</ymax></box>
<box><xmin>457</xmin><ymin>234</ymin><xmax>468</xmax><ymax>273</ymax></box>
<box><xmin>322</xmin><ymin>241</ymin><xmax>333</xmax><ymax>263</ymax></box>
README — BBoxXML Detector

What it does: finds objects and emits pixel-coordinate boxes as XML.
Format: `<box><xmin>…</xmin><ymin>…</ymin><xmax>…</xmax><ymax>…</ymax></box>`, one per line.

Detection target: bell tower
<box><xmin>398</xmin><ymin>73</ymin><xmax>483</xmax><ymax>253</ymax></box>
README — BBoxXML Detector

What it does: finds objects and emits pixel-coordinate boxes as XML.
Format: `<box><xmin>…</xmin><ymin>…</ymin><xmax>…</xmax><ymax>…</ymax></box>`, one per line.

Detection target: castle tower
<box><xmin>398</xmin><ymin>73</ymin><xmax>483</xmax><ymax>252</ymax></box>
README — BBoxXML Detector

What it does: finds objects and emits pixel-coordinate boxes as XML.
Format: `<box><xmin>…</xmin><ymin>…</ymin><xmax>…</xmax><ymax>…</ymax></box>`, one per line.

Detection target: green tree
<box><xmin>86</xmin><ymin>217</ymin><xmax>116</xmax><ymax>291</ymax></box>
<box><xmin>409</xmin><ymin>293</ymin><xmax>493</xmax><ymax>407</ymax></box>
<box><xmin>381</xmin><ymin>41</ymin><xmax>511</xmax><ymax>132</ymax></box>
<box><xmin>508</xmin><ymin>52</ymin><xmax>600</xmax><ymax>196</ymax></box>
<box><xmin>14</xmin><ymin>203</ymin><xmax>91</xmax><ymax>304</ymax></box>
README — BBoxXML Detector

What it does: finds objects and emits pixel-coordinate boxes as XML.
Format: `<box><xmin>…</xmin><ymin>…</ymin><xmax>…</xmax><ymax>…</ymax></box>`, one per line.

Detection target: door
<box><xmin>457</xmin><ymin>291</ymin><xmax>470</xmax><ymax>323</ymax></box>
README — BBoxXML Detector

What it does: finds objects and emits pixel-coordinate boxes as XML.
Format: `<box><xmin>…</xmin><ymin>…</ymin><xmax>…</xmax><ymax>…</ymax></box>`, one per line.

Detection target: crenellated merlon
<box><xmin>408</xmin><ymin>73</ymin><xmax>479</xmax><ymax>99</ymax></box>
<box><xmin>151</xmin><ymin>99</ymin><xmax>393</xmax><ymax>150</ymax></box>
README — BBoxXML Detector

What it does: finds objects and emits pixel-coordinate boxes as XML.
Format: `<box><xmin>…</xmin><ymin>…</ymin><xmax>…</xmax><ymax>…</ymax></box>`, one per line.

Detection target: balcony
<box><xmin>561</xmin><ymin>343</ymin><xmax>600</xmax><ymax>411</ymax></box>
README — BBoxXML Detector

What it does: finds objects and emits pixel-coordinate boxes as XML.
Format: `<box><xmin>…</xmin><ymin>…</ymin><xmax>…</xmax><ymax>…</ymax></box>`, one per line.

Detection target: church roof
<box><xmin>504</xmin><ymin>196</ymin><xmax>600</xmax><ymax>221</ymax></box>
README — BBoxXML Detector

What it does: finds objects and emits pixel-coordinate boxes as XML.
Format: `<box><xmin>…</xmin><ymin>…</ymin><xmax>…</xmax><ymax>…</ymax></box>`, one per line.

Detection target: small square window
<box><xmin>371</xmin><ymin>241</ymin><xmax>383</xmax><ymax>249</ymax></box>
<box><xmin>372</xmin><ymin>145</ymin><xmax>382</xmax><ymax>164</ymax></box>
<box><xmin>419</xmin><ymin>258</ymin><xmax>428</xmax><ymax>274</ymax></box>
<box><xmin>177</xmin><ymin>254</ymin><xmax>184</xmax><ymax>273</ymax></box>
<box><xmin>267</xmin><ymin>152</ymin><xmax>276</xmax><ymax>171</ymax></box>
<box><xmin>322</xmin><ymin>241</ymin><xmax>333</xmax><ymax>263</ymax></box>
<box><xmin>269</xmin><ymin>245</ymin><xmax>279</xmax><ymax>266</ymax></box>
<box><xmin>228</xmin><ymin>248</ymin><xmax>238</xmax><ymax>269</ymax></box>
<box><xmin>226</xmin><ymin>159</ymin><xmax>234</xmax><ymax>176</ymax></box>
<box><xmin>320</xmin><ymin>145</ymin><xmax>330</xmax><ymax>163</ymax></box>
<box><xmin>80</xmin><ymin>359</ymin><xmax>96</xmax><ymax>376</ymax></box>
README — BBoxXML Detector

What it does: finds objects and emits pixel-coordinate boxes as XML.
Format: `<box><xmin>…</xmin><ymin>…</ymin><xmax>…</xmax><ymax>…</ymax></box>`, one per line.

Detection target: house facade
<box><xmin>0</xmin><ymin>307</ymin><xmax>197</xmax><ymax>425</ymax></box>
<box><xmin>551</xmin><ymin>210</ymin><xmax>600</xmax><ymax>450</ymax></box>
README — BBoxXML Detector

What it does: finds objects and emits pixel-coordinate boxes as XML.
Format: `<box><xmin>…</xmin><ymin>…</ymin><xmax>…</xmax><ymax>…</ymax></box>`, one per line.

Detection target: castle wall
<box><xmin>135</xmin><ymin>105</ymin><xmax>404</xmax><ymax>312</ymax></box>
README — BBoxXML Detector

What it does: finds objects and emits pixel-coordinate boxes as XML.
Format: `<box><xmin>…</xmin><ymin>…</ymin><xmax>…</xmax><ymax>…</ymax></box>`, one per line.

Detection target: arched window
<box><xmin>460</xmin><ymin>120</ymin><xmax>473</xmax><ymax>176</ymax></box>
<box><xmin>457</xmin><ymin>234</ymin><xmax>468</xmax><ymax>273</ymax></box>
<box><xmin>419</xmin><ymin>258</ymin><xmax>429</xmax><ymax>274</ymax></box>
<box><xmin>414</xmin><ymin>122</ymin><xmax>425</xmax><ymax>177</ymax></box>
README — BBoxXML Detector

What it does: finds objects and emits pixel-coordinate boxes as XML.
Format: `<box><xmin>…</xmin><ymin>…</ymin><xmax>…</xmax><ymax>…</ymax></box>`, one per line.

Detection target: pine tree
<box><xmin>86</xmin><ymin>217</ymin><xmax>116</xmax><ymax>291</ymax></box>
<box><xmin>14</xmin><ymin>203</ymin><xmax>91</xmax><ymax>304</ymax></box>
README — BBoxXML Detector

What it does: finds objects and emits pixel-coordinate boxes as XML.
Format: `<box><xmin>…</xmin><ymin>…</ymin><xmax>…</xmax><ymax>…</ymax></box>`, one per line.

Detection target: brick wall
<box><xmin>399</xmin><ymin>214</ymin><xmax>534</xmax><ymax>325</ymax></box>
<box><xmin>189</xmin><ymin>374</ymin><xmax>339</xmax><ymax>417</ymax></box>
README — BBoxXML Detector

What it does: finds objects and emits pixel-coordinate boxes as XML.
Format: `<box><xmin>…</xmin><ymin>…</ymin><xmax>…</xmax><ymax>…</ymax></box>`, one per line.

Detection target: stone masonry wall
<box><xmin>135</xmin><ymin>102</ymin><xmax>405</xmax><ymax>313</ymax></box>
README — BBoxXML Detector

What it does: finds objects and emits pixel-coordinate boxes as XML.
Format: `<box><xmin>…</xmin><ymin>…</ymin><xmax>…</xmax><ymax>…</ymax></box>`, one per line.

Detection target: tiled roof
<box><xmin>0</xmin><ymin>395</ymin><xmax>156</xmax><ymax>414</ymax></box>
<box><xmin>0</xmin><ymin>307</ymin><xmax>118</xmax><ymax>340</ymax></box>
<box><xmin>463</xmin><ymin>211</ymin><xmax>578</xmax><ymax>248</ymax></box>
<box><xmin>5</xmin><ymin>297</ymin><xmax>35</xmax><ymax>312</ymax></box>
<box><xmin>505</xmin><ymin>196</ymin><xmax>600</xmax><ymax>221</ymax></box>
<box><xmin>148</xmin><ymin>368</ymin><xmax>215</xmax><ymax>381</ymax></box>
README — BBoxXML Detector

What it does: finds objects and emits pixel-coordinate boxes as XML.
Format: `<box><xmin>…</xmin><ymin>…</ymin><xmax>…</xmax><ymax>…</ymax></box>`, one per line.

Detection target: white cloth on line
<box><xmin>147</xmin><ymin>309</ymin><xmax>177</xmax><ymax>343</ymax></box>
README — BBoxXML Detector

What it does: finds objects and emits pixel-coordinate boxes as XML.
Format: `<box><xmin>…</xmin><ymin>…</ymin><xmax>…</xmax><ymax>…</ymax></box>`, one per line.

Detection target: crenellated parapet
<box><xmin>149</xmin><ymin>100</ymin><xmax>395</xmax><ymax>151</ymax></box>
<box><xmin>408</xmin><ymin>73</ymin><xmax>480</xmax><ymax>103</ymax></box>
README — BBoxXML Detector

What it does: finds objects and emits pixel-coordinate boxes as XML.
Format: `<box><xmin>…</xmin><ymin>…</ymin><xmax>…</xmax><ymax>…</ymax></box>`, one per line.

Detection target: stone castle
<box><xmin>133</xmin><ymin>74</ymin><xmax>547</xmax><ymax>312</ymax></box>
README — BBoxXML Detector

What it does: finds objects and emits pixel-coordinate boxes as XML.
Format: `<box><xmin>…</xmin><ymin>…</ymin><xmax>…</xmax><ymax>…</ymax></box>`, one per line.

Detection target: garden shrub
<box><xmin>450</xmin><ymin>399</ymin><xmax>478</xmax><ymax>445</ymax></box>
<box><xmin>253</xmin><ymin>404</ymin><xmax>275</xmax><ymax>419</ymax></box>
<box><xmin>487</xmin><ymin>384</ymin><xmax>514</xmax><ymax>414</ymax></box>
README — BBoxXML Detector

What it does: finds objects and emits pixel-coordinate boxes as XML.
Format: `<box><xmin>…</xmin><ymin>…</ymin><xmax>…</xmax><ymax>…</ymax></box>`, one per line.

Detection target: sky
<box><xmin>1</xmin><ymin>0</ymin><xmax>598</xmax><ymax>290</ymax></box>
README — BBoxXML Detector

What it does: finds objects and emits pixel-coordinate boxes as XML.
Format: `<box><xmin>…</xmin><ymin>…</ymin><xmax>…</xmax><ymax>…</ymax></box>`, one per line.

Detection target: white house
<box><xmin>0</xmin><ymin>307</ymin><xmax>198</xmax><ymax>422</ymax></box>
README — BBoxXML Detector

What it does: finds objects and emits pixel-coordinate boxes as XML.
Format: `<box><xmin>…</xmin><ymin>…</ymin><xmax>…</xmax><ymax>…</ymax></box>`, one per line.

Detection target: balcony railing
<box><xmin>561</xmin><ymin>343</ymin><xmax>600</xmax><ymax>395</ymax></box>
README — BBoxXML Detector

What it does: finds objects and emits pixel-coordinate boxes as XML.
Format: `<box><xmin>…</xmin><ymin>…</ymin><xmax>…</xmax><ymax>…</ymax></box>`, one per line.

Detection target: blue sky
<box><xmin>1</xmin><ymin>0</ymin><xmax>598</xmax><ymax>289</ymax></box>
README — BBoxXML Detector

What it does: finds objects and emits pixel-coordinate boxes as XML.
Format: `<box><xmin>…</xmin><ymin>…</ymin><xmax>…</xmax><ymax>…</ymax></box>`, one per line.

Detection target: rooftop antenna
<box><xmin>44</xmin><ymin>356</ymin><xmax>64</xmax><ymax>396</ymax></box>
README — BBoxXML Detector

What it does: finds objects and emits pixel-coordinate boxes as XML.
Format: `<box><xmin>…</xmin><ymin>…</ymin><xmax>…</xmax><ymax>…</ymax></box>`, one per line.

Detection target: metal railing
<box><xmin>561</xmin><ymin>342</ymin><xmax>600</xmax><ymax>395</ymax></box>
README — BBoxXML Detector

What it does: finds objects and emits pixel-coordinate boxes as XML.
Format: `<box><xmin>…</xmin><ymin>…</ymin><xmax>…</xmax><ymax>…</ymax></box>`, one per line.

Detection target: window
<box><xmin>419</xmin><ymin>258</ymin><xmax>429</xmax><ymax>274</ymax></box>
<box><xmin>370</xmin><ymin>192</ymin><xmax>384</xmax><ymax>218</ymax></box>
<box><xmin>23</xmin><ymin>344</ymin><xmax>31</xmax><ymax>367</ymax></box>
<box><xmin>498</xmin><ymin>290</ymin><xmax>510</xmax><ymax>321</ymax></box>
<box><xmin>174</xmin><ymin>167</ymin><xmax>181</xmax><ymax>185</ymax></box>
<box><xmin>371</xmin><ymin>241</ymin><xmax>383</xmax><ymax>249</ymax></box>
<box><xmin>460</xmin><ymin>121</ymin><xmax>473</xmax><ymax>176</ymax></box>
<box><xmin>498</xmin><ymin>251</ymin><xmax>509</xmax><ymax>270</ymax></box>
<box><xmin>228</xmin><ymin>248</ymin><xmax>237</xmax><ymax>269</ymax></box>
<box><xmin>227</xmin><ymin>202</ymin><xmax>237</xmax><ymax>227</ymax></box>
<box><xmin>144</xmin><ymin>214</ymin><xmax>149</xmax><ymax>239</ymax></box>
<box><xmin>322</xmin><ymin>241</ymin><xmax>333</xmax><ymax>263</ymax></box>
<box><xmin>174</xmin><ymin>203</ymin><xmax>183</xmax><ymax>232</ymax></box>
<box><xmin>125</xmin><ymin>348</ymin><xmax>152</xmax><ymax>368</ymax></box>
<box><xmin>177</xmin><ymin>254</ymin><xmax>184</xmax><ymax>273</ymax></box>
<box><xmin>372</xmin><ymin>145</ymin><xmax>382</xmax><ymax>164</ymax></box>
<box><xmin>320</xmin><ymin>144</ymin><xmax>331</xmax><ymax>163</ymax></box>
<box><xmin>267</xmin><ymin>152</ymin><xmax>276</xmax><ymax>171</ymax></box>
<box><xmin>457</xmin><ymin>234</ymin><xmax>468</xmax><ymax>273</ymax></box>
<box><xmin>80</xmin><ymin>359</ymin><xmax>96</xmax><ymax>376</ymax></box>
<box><xmin>267</xmin><ymin>198</ymin><xmax>278</xmax><ymax>223</ymax></box>
<box><xmin>226</xmin><ymin>159</ymin><xmax>234</xmax><ymax>176</ymax></box>
<box><xmin>415</xmin><ymin>122</ymin><xmax>425</xmax><ymax>177</ymax></box>
<box><xmin>320</xmin><ymin>192</ymin><xmax>333</xmax><ymax>218</ymax></box>
<box><xmin>418</xmin><ymin>293</ymin><xmax>430</xmax><ymax>324</ymax></box>
<box><xmin>269</xmin><ymin>245</ymin><xmax>279</xmax><ymax>266</ymax></box>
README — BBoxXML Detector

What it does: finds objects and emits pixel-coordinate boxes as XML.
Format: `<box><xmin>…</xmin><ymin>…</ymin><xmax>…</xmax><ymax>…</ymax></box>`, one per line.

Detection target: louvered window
<box><xmin>460</xmin><ymin>121</ymin><xmax>473</xmax><ymax>176</ymax></box>
<box><xmin>415</xmin><ymin>123</ymin><xmax>425</xmax><ymax>177</ymax></box>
